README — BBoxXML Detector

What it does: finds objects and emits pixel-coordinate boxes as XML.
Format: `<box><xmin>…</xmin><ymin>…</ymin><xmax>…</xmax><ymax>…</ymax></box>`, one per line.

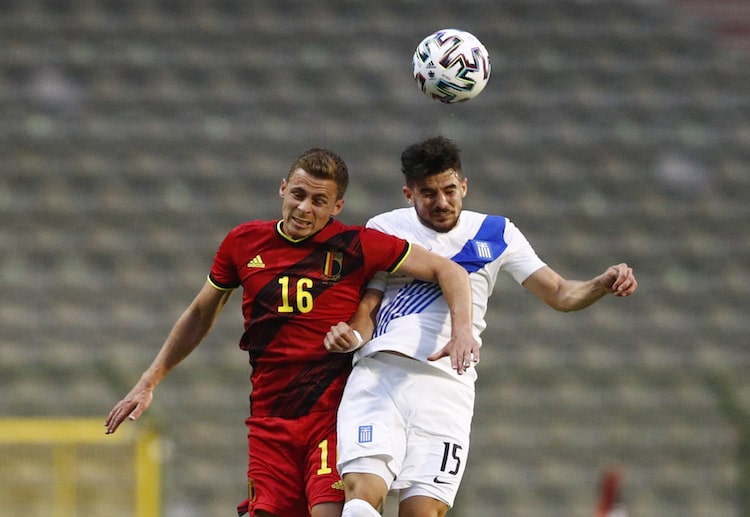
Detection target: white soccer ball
<box><xmin>412</xmin><ymin>28</ymin><xmax>491</xmax><ymax>104</ymax></box>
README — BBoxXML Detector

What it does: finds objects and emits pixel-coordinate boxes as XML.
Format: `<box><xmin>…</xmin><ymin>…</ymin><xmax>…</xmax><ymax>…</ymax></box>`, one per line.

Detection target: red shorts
<box><xmin>236</xmin><ymin>410</ymin><xmax>344</xmax><ymax>517</ymax></box>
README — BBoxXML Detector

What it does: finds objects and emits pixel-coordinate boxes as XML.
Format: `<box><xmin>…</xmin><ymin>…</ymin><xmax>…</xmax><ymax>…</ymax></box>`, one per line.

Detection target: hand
<box><xmin>324</xmin><ymin>322</ymin><xmax>364</xmax><ymax>353</ymax></box>
<box><xmin>104</xmin><ymin>384</ymin><xmax>154</xmax><ymax>434</ymax></box>
<box><xmin>427</xmin><ymin>332</ymin><xmax>480</xmax><ymax>375</ymax></box>
<box><xmin>600</xmin><ymin>263</ymin><xmax>637</xmax><ymax>297</ymax></box>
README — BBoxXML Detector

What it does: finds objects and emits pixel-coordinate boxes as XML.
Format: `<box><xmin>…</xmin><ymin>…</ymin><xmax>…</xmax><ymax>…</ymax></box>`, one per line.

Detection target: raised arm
<box><xmin>522</xmin><ymin>263</ymin><xmax>637</xmax><ymax>312</ymax></box>
<box><xmin>325</xmin><ymin>244</ymin><xmax>477</xmax><ymax>373</ymax></box>
<box><xmin>395</xmin><ymin>244</ymin><xmax>478</xmax><ymax>373</ymax></box>
<box><xmin>105</xmin><ymin>280</ymin><xmax>232</xmax><ymax>434</ymax></box>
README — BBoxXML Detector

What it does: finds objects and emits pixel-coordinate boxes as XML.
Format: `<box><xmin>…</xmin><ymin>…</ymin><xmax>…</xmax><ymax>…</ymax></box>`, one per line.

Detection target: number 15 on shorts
<box><xmin>437</xmin><ymin>441</ymin><xmax>462</xmax><ymax>480</ymax></box>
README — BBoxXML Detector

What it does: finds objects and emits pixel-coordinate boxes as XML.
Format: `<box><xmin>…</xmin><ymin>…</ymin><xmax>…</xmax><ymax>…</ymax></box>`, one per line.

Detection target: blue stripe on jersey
<box><xmin>373</xmin><ymin>215</ymin><xmax>508</xmax><ymax>335</ymax></box>
<box><xmin>374</xmin><ymin>280</ymin><xmax>442</xmax><ymax>337</ymax></box>
<box><xmin>451</xmin><ymin>215</ymin><xmax>508</xmax><ymax>273</ymax></box>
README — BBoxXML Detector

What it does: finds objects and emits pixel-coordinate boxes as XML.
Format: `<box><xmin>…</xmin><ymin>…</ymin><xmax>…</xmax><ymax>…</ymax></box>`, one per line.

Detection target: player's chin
<box><xmin>287</xmin><ymin>220</ymin><xmax>314</xmax><ymax>238</ymax></box>
<box><xmin>429</xmin><ymin>218</ymin><xmax>457</xmax><ymax>233</ymax></box>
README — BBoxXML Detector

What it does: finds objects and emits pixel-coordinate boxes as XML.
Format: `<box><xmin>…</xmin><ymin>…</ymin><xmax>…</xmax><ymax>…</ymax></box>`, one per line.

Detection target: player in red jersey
<box><xmin>105</xmin><ymin>147</ymin><xmax>478</xmax><ymax>517</ymax></box>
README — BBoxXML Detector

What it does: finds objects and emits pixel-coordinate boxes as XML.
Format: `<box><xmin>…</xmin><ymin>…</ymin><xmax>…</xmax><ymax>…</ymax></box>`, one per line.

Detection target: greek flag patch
<box><xmin>473</xmin><ymin>240</ymin><xmax>493</xmax><ymax>260</ymax></box>
<box><xmin>358</xmin><ymin>425</ymin><xmax>373</xmax><ymax>443</ymax></box>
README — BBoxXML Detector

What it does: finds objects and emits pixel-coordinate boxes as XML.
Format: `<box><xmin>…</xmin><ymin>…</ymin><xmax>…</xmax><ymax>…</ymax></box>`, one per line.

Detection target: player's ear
<box><xmin>461</xmin><ymin>177</ymin><xmax>468</xmax><ymax>198</ymax></box>
<box><xmin>279</xmin><ymin>179</ymin><xmax>287</xmax><ymax>198</ymax></box>
<box><xmin>331</xmin><ymin>198</ymin><xmax>344</xmax><ymax>216</ymax></box>
<box><xmin>402</xmin><ymin>186</ymin><xmax>413</xmax><ymax>204</ymax></box>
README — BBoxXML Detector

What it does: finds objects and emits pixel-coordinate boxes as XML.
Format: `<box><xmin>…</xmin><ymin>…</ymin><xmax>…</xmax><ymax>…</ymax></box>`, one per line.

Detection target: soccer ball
<box><xmin>412</xmin><ymin>29</ymin><xmax>491</xmax><ymax>104</ymax></box>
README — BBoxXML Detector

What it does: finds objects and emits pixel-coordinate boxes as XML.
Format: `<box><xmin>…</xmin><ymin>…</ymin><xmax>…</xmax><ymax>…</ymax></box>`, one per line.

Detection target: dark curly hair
<box><xmin>400</xmin><ymin>136</ymin><xmax>462</xmax><ymax>184</ymax></box>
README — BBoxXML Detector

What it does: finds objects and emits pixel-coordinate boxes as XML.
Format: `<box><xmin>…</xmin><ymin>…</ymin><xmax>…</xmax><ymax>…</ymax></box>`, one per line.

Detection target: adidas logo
<box><xmin>247</xmin><ymin>255</ymin><xmax>265</xmax><ymax>268</ymax></box>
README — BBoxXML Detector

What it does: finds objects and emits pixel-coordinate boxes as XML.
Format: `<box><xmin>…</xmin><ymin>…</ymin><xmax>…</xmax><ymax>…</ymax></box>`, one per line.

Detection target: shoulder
<box><xmin>368</xmin><ymin>207</ymin><xmax>412</xmax><ymax>225</ymax></box>
<box><xmin>367</xmin><ymin>208</ymin><xmax>414</xmax><ymax>233</ymax></box>
<box><xmin>360</xmin><ymin>225</ymin><xmax>407</xmax><ymax>246</ymax></box>
<box><xmin>220</xmin><ymin>220</ymin><xmax>276</xmax><ymax>244</ymax></box>
<box><xmin>317</xmin><ymin>219</ymin><xmax>366</xmax><ymax>239</ymax></box>
<box><xmin>229</xmin><ymin>219</ymin><xmax>275</xmax><ymax>234</ymax></box>
<box><xmin>463</xmin><ymin>210</ymin><xmax>507</xmax><ymax>225</ymax></box>
<box><xmin>455</xmin><ymin>211</ymin><xmax>510</xmax><ymax>237</ymax></box>
<box><xmin>316</xmin><ymin>220</ymin><xmax>403</xmax><ymax>248</ymax></box>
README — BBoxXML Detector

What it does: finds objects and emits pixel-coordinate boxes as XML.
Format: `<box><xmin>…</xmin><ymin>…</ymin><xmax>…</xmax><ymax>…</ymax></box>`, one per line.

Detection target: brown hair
<box><xmin>288</xmin><ymin>148</ymin><xmax>349</xmax><ymax>199</ymax></box>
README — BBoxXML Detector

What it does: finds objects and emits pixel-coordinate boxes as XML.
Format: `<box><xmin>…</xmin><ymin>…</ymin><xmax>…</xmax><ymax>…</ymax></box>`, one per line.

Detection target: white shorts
<box><xmin>337</xmin><ymin>352</ymin><xmax>475</xmax><ymax>507</ymax></box>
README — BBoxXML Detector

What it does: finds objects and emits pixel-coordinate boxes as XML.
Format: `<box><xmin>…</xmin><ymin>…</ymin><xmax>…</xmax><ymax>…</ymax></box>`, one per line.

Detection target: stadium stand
<box><xmin>1</xmin><ymin>1</ymin><xmax>748</xmax><ymax>515</ymax></box>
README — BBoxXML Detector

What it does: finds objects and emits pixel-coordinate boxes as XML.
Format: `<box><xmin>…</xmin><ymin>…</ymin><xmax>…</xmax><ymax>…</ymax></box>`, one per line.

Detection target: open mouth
<box><xmin>292</xmin><ymin>216</ymin><xmax>312</xmax><ymax>227</ymax></box>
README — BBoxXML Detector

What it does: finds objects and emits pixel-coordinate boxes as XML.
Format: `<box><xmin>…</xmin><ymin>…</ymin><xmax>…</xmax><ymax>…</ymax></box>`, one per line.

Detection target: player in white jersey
<box><xmin>324</xmin><ymin>136</ymin><xmax>638</xmax><ymax>517</ymax></box>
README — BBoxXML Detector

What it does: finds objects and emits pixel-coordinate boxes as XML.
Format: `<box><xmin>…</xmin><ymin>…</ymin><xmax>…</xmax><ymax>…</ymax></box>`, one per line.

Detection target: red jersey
<box><xmin>209</xmin><ymin>219</ymin><xmax>410</xmax><ymax>419</ymax></box>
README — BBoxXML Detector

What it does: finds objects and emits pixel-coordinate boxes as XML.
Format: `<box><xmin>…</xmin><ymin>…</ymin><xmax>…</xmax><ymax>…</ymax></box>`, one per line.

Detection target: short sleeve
<box><xmin>360</xmin><ymin>228</ymin><xmax>410</xmax><ymax>275</ymax></box>
<box><xmin>208</xmin><ymin>229</ymin><xmax>241</xmax><ymax>290</ymax></box>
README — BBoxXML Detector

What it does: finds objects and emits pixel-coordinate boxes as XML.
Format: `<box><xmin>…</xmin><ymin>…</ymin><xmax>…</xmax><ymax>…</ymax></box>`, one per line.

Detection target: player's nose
<box><xmin>435</xmin><ymin>191</ymin><xmax>450</xmax><ymax>208</ymax></box>
<box><xmin>296</xmin><ymin>196</ymin><xmax>313</xmax><ymax>212</ymax></box>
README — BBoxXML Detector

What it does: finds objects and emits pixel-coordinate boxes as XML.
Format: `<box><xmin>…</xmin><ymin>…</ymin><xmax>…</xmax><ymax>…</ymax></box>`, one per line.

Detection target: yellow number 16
<box><xmin>277</xmin><ymin>276</ymin><xmax>314</xmax><ymax>314</ymax></box>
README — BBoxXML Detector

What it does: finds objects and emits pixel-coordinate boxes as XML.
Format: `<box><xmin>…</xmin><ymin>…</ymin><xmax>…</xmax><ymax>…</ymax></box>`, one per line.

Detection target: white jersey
<box><xmin>354</xmin><ymin>208</ymin><xmax>546</xmax><ymax>384</ymax></box>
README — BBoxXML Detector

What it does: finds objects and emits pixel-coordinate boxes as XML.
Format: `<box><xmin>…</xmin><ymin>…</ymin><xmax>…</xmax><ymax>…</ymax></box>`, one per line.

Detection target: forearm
<box><xmin>436</xmin><ymin>263</ymin><xmax>474</xmax><ymax>336</ymax></box>
<box><xmin>427</xmin><ymin>261</ymin><xmax>479</xmax><ymax>373</ymax></box>
<box><xmin>140</xmin><ymin>304</ymin><xmax>215</xmax><ymax>387</ymax></box>
<box><xmin>348</xmin><ymin>288</ymin><xmax>381</xmax><ymax>341</ymax></box>
<box><xmin>324</xmin><ymin>288</ymin><xmax>382</xmax><ymax>353</ymax></box>
<box><xmin>553</xmin><ymin>278</ymin><xmax>610</xmax><ymax>312</ymax></box>
<box><xmin>523</xmin><ymin>265</ymin><xmax>625</xmax><ymax>313</ymax></box>
<box><xmin>106</xmin><ymin>282</ymin><xmax>227</xmax><ymax>434</ymax></box>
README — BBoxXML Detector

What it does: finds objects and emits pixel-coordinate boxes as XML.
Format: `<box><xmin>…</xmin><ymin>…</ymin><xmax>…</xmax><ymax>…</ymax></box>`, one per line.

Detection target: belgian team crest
<box><xmin>323</xmin><ymin>251</ymin><xmax>343</xmax><ymax>281</ymax></box>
